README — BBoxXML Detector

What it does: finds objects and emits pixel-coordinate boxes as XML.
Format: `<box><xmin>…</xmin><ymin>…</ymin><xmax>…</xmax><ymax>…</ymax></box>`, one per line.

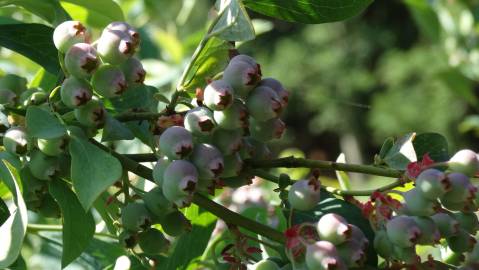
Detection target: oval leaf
<box><xmin>60</xmin><ymin>0</ymin><xmax>124</xmax><ymax>28</ymax></box>
<box><xmin>413</xmin><ymin>132</ymin><xmax>449</xmax><ymax>162</ymax></box>
<box><xmin>49</xmin><ymin>180</ymin><xmax>95</xmax><ymax>269</ymax></box>
<box><xmin>69</xmin><ymin>137</ymin><xmax>122</xmax><ymax>210</ymax></box>
<box><xmin>0</xmin><ymin>161</ymin><xmax>27</xmax><ymax>269</ymax></box>
<box><xmin>26</xmin><ymin>106</ymin><xmax>66</xmax><ymax>139</ymax></box>
<box><xmin>0</xmin><ymin>23</ymin><xmax>60</xmax><ymax>74</ymax></box>
<box><xmin>243</xmin><ymin>0</ymin><xmax>373</xmax><ymax>24</ymax></box>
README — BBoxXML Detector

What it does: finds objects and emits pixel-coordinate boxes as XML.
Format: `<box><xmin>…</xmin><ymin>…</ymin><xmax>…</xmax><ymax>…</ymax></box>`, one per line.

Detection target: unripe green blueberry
<box><xmin>64</xmin><ymin>43</ymin><xmax>99</xmax><ymax>79</ymax></box>
<box><xmin>212</xmin><ymin>129</ymin><xmax>243</xmax><ymax>155</ymax></box>
<box><xmin>431</xmin><ymin>212</ymin><xmax>460</xmax><ymax>238</ymax></box>
<box><xmin>242</xmin><ymin>137</ymin><xmax>271</xmax><ymax>160</ymax></box>
<box><xmin>442</xmin><ymin>173</ymin><xmax>476</xmax><ymax>203</ymax></box>
<box><xmin>53</xmin><ymin>21</ymin><xmax>90</xmax><ymax>53</ymax></box>
<box><xmin>121</xmin><ymin>202</ymin><xmax>152</xmax><ymax>232</ymax></box>
<box><xmin>447</xmin><ymin>229</ymin><xmax>476</xmax><ymax>253</ymax></box>
<box><xmin>305</xmin><ymin>241</ymin><xmax>346</xmax><ymax>270</ymax></box>
<box><xmin>184</xmin><ymin>107</ymin><xmax>216</xmax><ymax>136</ymax></box>
<box><xmin>162</xmin><ymin>160</ymin><xmax>198</xmax><ymax>207</ymax></box>
<box><xmin>104</xmin><ymin>22</ymin><xmax>140</xmax><ymax>48</ymax></box>
<box><xmin>190</xmin><ymin>143</ymin><xmax>224</xmax><ymax>179</ymax></box>
<box><xmin>203</xmin><ymin>80</ymin><xmax>234</xmax><ymax>111</ymax></box>
<box><xmin>412</xmin><ymin>216</ymin><xmax>441</xmax><ymax>245</ymax></box>
<box><xmin>220</xmin><ymin>153</ymin><xmax>243</xmax><ymax>178</ymax></box>
<box><xmin>120</xmin><ymin>57</ymin><xmax>145</xmax><ymax>86</ymax></box>
<box><xmin>28</xmin><ymin>150</ymin><xmax>60</xmax><ymax>181</ymax></box>
<box><xmin>97</xmin><ymin>30</ymin><xmax>135</xmax><ymax>65</ymax></box>
<box><xmin>392</xmin><ymin>246</ymin><xmax>420</xmax><ymax>265</ymax></box>
<box><xmin>317</xmin><ymin>213</ymin><xmax>351</xmax><ymax>245</ymax></box>
<box><xmin>74</xmin><ymin>99</ymin><xmax>106</xmax><ymax>128</ymax></box>
<box><xmin>92</xmin><ymin>64</ymin><xmax>127</xmax><ymax>98</ymax></box>
<box><xmin>441</xmin><ymin>195</ymin><xmax>474</xmax><ymax>212</ymax></box>
<box><xmin>37</xmin><ymin>136</ymin><xmax>68</xmax><ymax>156</ymax></box>
<box><xmin>336</xmin><ymin>240</ymin><xmax>366</xmax><ymax>267</ymax></box>
<box><xmin>251</xmin><ymin>259</ymin><xmax>280</xmax><ymax>270</ymax></box>
<box><xmin>138</xmin><ymin>228</ymin><xmax>170</xmax><ymax>255</ymax></box>
<box><xmin>415</xmin><ymin>168</ymin><xmax>450</xmax><ymax>200</ymax></box>
<box><xmin>386</xmin><ymin>215</ymin><xmax>421</xmax><ymax>248</ymax></box>
<box><xmin>0</xmin><ymin>74</ymin><xmax>27</xmax><ymax>95</ymax></box>
<box><xmin>3</xmin><ymin>127</ymin><xmax>28</xmax><ymax>155</ymax></box>
<box><xmin>37</xmin><ymin>194</ymin><xmax>61</xmax><ymax>218</ymax></box>
<box><xmin>349</xmin><ymin>224</ymin><xmax>368</xmax><ymax>249</ymax></box>
<box><xmin>454</xmin><ymin>212</ymin><xmax>479</xmax><ymax>235</ymax></box>
<box><xmin>223</xmin><ymin>58</ymin><xmax>261</xmax><ymax>98</ymax></box>
<box><xmin>259</xmin><ymin>78</ymin><xmax>289</xmax><ymax>107</ymax></box>
<box><xmin>160</xmin><ymin>210</ymin><xmax>191</xmax><ymax>237</ymax></box>
<box><xmin>213</xmin><ymin>99</ymin><xmax>249</xmax><ymax>130</ymax></box>
<box><xmin>159</xmin><ymin>126</ymin><xmax>193</xmax><ymax>159</ymax></box>
<box><xmin>60</xmin><ymin>77</ymin><xmax>93</xmax><ymax>108</ymax></box>
<box><xmin>230</xmin><ymin>54</ymin><xmax>259</xmax><ymax>69</ymax></box>
<box><xmin>143</xmin><ymin>187</ymin><xmax>174</xmax><ymax>220</ymax></box>
<box><xmin>0</xmin><ymin>89</ymin><xmax>17</xmax><ymax>105</ymax></box>
<box><xmin>449</xmin><ymin>149</ymin><xmax>479</xmax><ymax>176</ymax></box>
<box><xmin>403</xmin><ymin>188</ymin><xmax>439</xmax><ymax>216</ymax></box>
<box><xmin>20</xmin><ymin>89</ymin><xmax>47</xmax><ymax>106</ymax></box>
<box><xmin>288</xmin><ymin>178</ymin><xmax>321</xmax><ymax>211</ymax></box>
<box><xmin>374</xmin><ymin>230</ymin><xmax>394</xmax><ymax>259</ymax></box>
<box><xmin>246</xmin><ymin>86</ymin><xmax>282</xmax><ymax>121</ymax></box>
<box><xmin>152</xmin><ymin>156</ymin><xmax>171</xmax><ymax>187</ymax></box>
<box><xmin>249</xmin><ymin>118</ymin><xmax>285</xmax><ymax>142</ymax></box>
<box><xmin>119</xmin><ymin>230</ymin><xmax>138</xmax><ymax>248</ymax></box>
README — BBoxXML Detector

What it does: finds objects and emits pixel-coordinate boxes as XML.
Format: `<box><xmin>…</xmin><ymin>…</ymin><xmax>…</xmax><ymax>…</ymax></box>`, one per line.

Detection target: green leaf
<box><xmin>243</xmin><ymin>0</ymin><xmax>373</xmax><ymax>24</ymax></box>
<box><xmin>0</xmin><ymin>0</ymin><xmax>69</xmax><ymax>25</ymax></box>
<box><xmin>404</xmin><ymin>0</ymin><xmax>440</xmax><ymax>42</ymax></box>
<box><xmin>101</xmin><ymin>115</ymin><xmax>135</xmax><ymax>142</ymax></box>
<box><xmin>60</xmin><ymin>0</ymin><xmax>124</xmax><ymax>28</ymax></box>
<box><xmin>157</xmin><ymin>205</ymin><xmax>217</xmax><ymax>270</ymax></box>
<box><xmin>49</xmin><ymin>180</ymin><xmax>95</xmax><ymax>268</ymax></box>
<box><xmin>29</xmin><ymin>68</ymin><xmax>61</xmax><ymax>92</ymax></box>
<box><xmin>211</xmin><ymin>0</ymin><xmax>255</xmax><ymax>41</ymax></box>
<box><xmin>0</xmin><ymin>161</ymin><xmax>27</xmax><ymax>269</ymax></box>
<box><xmin>69</xmin><ymin>137</ymin><xmax>122</xmax><ymax>210</ymax></box>
<box><xmin>413</xmin><ymin>132</ymin><xmax>449</xmax><ymax>162</ymax></box>
<box><xmin>182</xmin><ymin>37</ymin><xmax>233</xmax><ymax>92</ymax></box>
<box><xmin>26</xmin><ymin>106</ymin><xmax>66</xmax><ymax>139</ymax></box>
<box><xmin>335</xmin><ymin>153</ymin><xmax>351</xmax><ymax>190</ymax></box>
<box><xmin>0</xmin><ymin>198</ymin><xmax>9</xmax><ymax>226</ymax></box>
<box><xmin>384</xmin><ymin>133</ymin><xmax>417</xmax><ymax>170</ymax></box>
<box><xmin>0</xmin><ymin>24</ymin><xmax>60</xmax><ymax>74</ymax></box>
<box><xmin>286</xmin><ymin>190</ymin><xmax>377</xmax><ymax>267</ymax></box>
<box><xmin>109</xmin><ymin>84</ymin><xmax>157</xmax><ymax>112</ymax></box>
<box><xmin>378</xmin><ymin>137</ymin><xmax>394</xmax><ymax>160</ymax></box>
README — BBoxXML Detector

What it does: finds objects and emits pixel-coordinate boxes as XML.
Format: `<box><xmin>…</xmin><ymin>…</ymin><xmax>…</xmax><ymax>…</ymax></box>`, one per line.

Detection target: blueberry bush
<box><xmin>0</xmin><ymin>1</ymin><xmax>478</xmax><ymax>270</ymax></box>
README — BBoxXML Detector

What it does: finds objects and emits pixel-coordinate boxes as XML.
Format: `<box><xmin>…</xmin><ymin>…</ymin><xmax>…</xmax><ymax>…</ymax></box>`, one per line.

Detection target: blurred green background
<box><xmin>2</xmin><ymin>0</ymin><xmax>479</xmax><ymax>269</ymax></box>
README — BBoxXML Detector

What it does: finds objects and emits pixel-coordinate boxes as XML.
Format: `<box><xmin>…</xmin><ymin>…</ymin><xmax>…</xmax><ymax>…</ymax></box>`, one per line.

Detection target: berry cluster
<box><xmin>55</xmin><ymin>20</ymin><xmax>145</xmax><ymax>128</ymax></box>
<box><xmin>288</xmin><ymin>213</ymin><xmax>369</xmax><ymax>270</ymax></box>
<box><xmin>153</xmin><ymin>54</ymin><xmax>288</xmax><ymax>208</ymax></box>
<box><xmin>372</xmin><ymin>149</ymin><xmax>479</xmax><ymax>268</ymax></box>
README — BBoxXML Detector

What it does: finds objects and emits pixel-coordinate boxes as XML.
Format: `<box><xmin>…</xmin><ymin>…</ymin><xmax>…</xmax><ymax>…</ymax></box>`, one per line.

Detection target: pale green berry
<box><xmin>392</xmin><ymin>246</ymin><xmax>419</xmax><ymax>265</ymax></box>
<box><xmin>190</xmin><ymin>143</ymin><xmax>224</xmax><ymax>179</ymax></box>
<box><xmin>288</xmin><ymin>178</ymin><xmax>321</xmax><ymax>211</ymax></box>
<box><xmin>220</xmin><ymin>153</ymin><xmax>243</xmax><ymax>178</ymax></box>
<box><xmin>415</xmin><ymin>168</ymin><xmax>450</xmax><ymax>200</ymax></box>
<box><xmin>442</xmin><ymin>173</ymin><xmax>476</xmax><ymax>203</ymax></box>
<box><xmin>120</xmin><ymin>57</ymin><xmax>145</xmax><ymax>86</ymax></box>
<box><xmin>403</xmin><ymin>188</ymin><xmax>439</xmax><ymax>216</ymax></box>
<box><xmin>160</xmin><ymin>210</ymin><xmax>191</xmax><ymax>237</ymax></box>
<box><xmin>3</xmin><ymin>127</ymin><xmax>28</xmax><ymax>155</ymax></box>
<box><xmin>159</xmin><ymin>126</ymin><xmax>193</xmax><ymax>159</ymax></box>
<box><xmin>336</xmin><ymin>240</ymin><xmax>366</xmax><ymax>267</ymax></box>
<box><xmin>53</xmin><ymin>20</ymin><xmax>90</xmax><ymax>53</ymax></box>
<box><xmin>37</xmin><ymin>136</ymin><xmax>68</xmax><ymax>156</ymax></box>
<box><xmin>449</xmin><ymin>149</ymin><xmax>479</xmax><ymax>176</ymax></box>
<box><xmin>91</xmin><ymin>64</ymin><xmax>127</xmax><ymax>98</ymax></box>
<box><xmin>203</xmin><ymin>79</ymin><xmax>234</xmax><ymax>111</ymax></box>
<box><xmin>162</xmin><ymin>160</ymin><xmax>198</xmax><ymax>208</ymax></box>
<box><xmin>454</xmin><ymin>212</ymin><xmax>479</xmax><ymax>235</ymax></box>
<box><xmin>138</xmin><ymin>228</ymin><xmax>170</xmax><ymax>254</ymax></box>
<box><xmin>447</xmin><ymin>229</ymin><xmax>476</xmax><ymax>253</ymax></box>
<box><xmin>412</xmin><ymin>216</ymin><xmax>441</xmax><ymax>245</ymax></box>
<box><xmin>223</xmin><ymin>59</ymin><xmax>261</xmax><ymax>98</ymax></box>
<box><xmin>152</xmin><ymin>156</ymin><xmax>171</xmax><ymax>187</ymax></box>
<box><xmin>65</xmin><ymin>43</ymin><xmax>99</xmax><ymax>78</ymax></box>
<box><xmin>305</xmin><ymin>241</ymin><xmax>346</xmax><ymax>270</ymax></box>
<box><xmin>213</xmin><ymin>99</ymin><xmax>249</xmax><ymax>130</ymax></box>
<box><xmin>28</xmin><ymin>150</ymin><xmax>60</xmax><ymax>181</ymax></box>
<box><xmin>97</xmin><ymin>29</ymin><xmax>135</xmax><ymax>65</ymax></box>
<box><xmin>74</xmin><ymin>99</ymin><xmax>106</xmax><ymax>128</ymax></box>
<box><xmin>386</xmin><ymin>215</ymin><xmax>421</xmax><ymax>248</ymax></box>
<box><xmin>142</xmin><ymin>187</ymin><xmax>174</xmax><ymax>221</ymax></box>
<box><xmin>249</xmin><ymin>117</ymin><xmax>286</xmax><ymax>142</ymax></box>
<box><xmin>60</xmin><ymin>77</ymin><xmax>93</xmax><ymax>108</ymax></box>
<box><xmin>374</xmin><ymin>230</ymin><xmax>394</xmax><ymax>259</ymax></box>
<box><xmin>259</xmin><ymin>78</ymin><xmax>289</xmax><ymax>107</ymax></box>
<box><xmin>184</xmin><ymin>107</ymin><xmax>216</xmax><ymax>136</ymax></box>
<box><xmin>251</xmin><ymin>259</ymin><xmax>280</xmax><ymax>270</ymax></box>
<box><xmin>431</xmin><ymin>212</ymin><xmax>460</xmax><ymax>238</ymax></box>
<box><xmin>246</xmin><ymin>86</ymin><xmax>282</xmax><ymax>121</ymax></box>
<box><xmin>212</xmin><ymin>128</ymin><xmax>243</xmax><ymax>155</ymax></box>
<box><xmin>121</xmin><ymin>202</ymin><xmax>152</xmax><ymax>232</ymax></box>
<box><xmin>317</xmin><ymin>213</ymin><xmax>351</xmax><ymax>245</ymax></box>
